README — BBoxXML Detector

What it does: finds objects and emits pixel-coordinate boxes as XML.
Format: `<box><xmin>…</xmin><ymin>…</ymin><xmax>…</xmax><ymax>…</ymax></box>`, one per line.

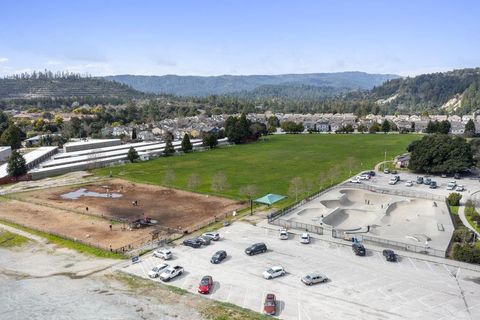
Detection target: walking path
<box><xmin>458</xmin><ymin>204</ymin><xmax>480</xmax><ymax>238</ymax></box>
<box><xmin>0</xmin><ymin>222</ymin><xmax>47</xmax><ymax>243</ymax></box>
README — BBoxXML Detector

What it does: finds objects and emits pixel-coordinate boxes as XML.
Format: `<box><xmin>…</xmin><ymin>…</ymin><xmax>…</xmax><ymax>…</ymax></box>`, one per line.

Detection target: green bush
<box><xmin>452</xmin><ymin>227</ymin><xmax>472</xmax><ymax>243</ymax></box>
<box><xmin>452</xmin><ymin>243</ymin><xmax>480</xmax><ymax>264</ymax></box>
<box><xmin>447</xmin><ymin>193</ymin><xmax>462</xmax><ymax>206</ymax></box>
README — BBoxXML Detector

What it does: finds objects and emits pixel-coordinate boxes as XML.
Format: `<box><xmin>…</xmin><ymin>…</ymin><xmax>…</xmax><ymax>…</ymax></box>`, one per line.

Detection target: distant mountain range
<box><xmin>105</xmin><ymin>72</ymin><xmax>400</xmax><ymax>97</ymax></box>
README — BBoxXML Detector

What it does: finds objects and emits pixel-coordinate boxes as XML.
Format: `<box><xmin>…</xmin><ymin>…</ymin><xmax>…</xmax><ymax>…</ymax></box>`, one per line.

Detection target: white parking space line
<box><xmin>408</xmin><ymin>257</ymin><xmax>419</xmax><ymax>271</ymax></box>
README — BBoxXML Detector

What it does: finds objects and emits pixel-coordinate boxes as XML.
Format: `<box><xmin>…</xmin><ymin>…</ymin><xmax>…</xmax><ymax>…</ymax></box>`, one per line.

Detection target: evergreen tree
<box><xmin>202</xmin><ymin>133</ymin><xmax>218</xmax><ymax>149</ymax></box>
<box><xmin>181</xmin><ymin>133</ymin><xmax>193</xmax><ymax>153</ymax></box>
<box><xmin>381</xmin><ymin>120</ymin><xmax>391</xmax><ymax>133</ymax></box>
<box><xmin>164</xmin><ymin>138</ymin><xmax>175</xmax><ymax>156</ymax></box>
<box><xmin>0</xmin><ymin>124</ymin><xmax>23</xmax><ymax>149</ymax></box>
<box><xmin>7</xmin><ymin>150</ymin><xmax>27</xmax><ymax>177</ymax></box>
<box><xmin>131</xmin><ymin>128</ymin><xmax>137</xmax><ymax>140</ymax></box>
<box><xmin>127</xmin><ymin>147</ymin><xmax>139</xmax><ymax>163</ymax></box>
<box><xmin>465</xmin><ymin>119</ymin><xmax>476</xmax><ymax>137</ymax></box>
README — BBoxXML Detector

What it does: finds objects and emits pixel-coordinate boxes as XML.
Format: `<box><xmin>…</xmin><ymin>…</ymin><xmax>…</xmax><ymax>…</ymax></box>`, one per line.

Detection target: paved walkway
<box><xmin>0</xmin><ymin>222</ymin><xmax>47</xmax><ymax>243</ymax></box>
<box><xmin>458</xmin><ymin>204</ymin><xmax>480</xmax><ymax>238</ymax></box>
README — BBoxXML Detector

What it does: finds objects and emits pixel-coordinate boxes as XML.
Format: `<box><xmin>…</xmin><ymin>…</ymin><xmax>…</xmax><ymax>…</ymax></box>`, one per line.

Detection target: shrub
<box><xmin>447</xmin><ymin>193</ymin><xmax>462</xmax><ymax>206</ymax></box>
<box><xmin>452</xmin><ymin>243</ymin><xmax>480</xmax><ymax>264</ymax></box>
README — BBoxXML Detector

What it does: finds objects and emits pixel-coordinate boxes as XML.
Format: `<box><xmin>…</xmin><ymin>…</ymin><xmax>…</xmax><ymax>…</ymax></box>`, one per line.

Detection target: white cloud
<box><xmin>0</xmin><ymin>57</ymin><xmax>8</xmax><ymax>64</ymax></box>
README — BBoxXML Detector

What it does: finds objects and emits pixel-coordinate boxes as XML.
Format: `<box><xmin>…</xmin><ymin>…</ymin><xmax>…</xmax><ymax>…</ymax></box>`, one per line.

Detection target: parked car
<box><xmin>391</xmin><ymin>170</ymin><xmax>398</xmax><ymax>174</ymax></box>
<box><xmin>245</xmin><ymin>243</ymin><xmax>267</xmax><ymax>255</ymax></box>
<box><xmin>300</xmin><ymin>233</ymin><xmax>311</xmax><ymax>244</ymax></box>
<box><xmin>210</xmin><ymin>250</ymin><xmax>227</xmax><ymax>264</ymax></box>
<box><xmin>223</xmin><ymin>221</ymin><xmax>230</xmax><ymax>227</ymax></box>
<box><xmin>263</xmin><ymin>294</ymin><xmax>277</xmax><ymax>316</ymax></box>
<box><xmin>388</xmin><ymin>177</ymin><xmax>398</xmax><ymax>185</ymax></box>
<box><xmin>279</xmin><ymin>229</ymin><xmax>289</xmax><ymax>240</ymax></box>
<box><xmin>383</xmin><ymin>168</ymin><xmax>390</xmax><ymax>174</ymax></box>
<box><xmin>405</xmin><ymin>180</ymin><xmax>413</xmax><ymax>187</ymax></box>
<box><xmin>183</xmin><ymin>238</ymin><xmax>202</xmax><ymax>248</ymax></box>
<box><xmin>368</xmin><ymin>170</ymin><xmax>376</xmax><ymax>176</ymax></box>
<box><xmin>454</xmin><ymin>173</ymin><xmax>461</xmax><ymax>179</ymax></box>
<box><xmin>352</xmin><ymin>243</ymin><xmax>366</xmax><ymax>256</ymax></box>
<box><xmin>349</xmin><ymin>176</ymin><xmax>361</xmax><ymax>183</ymax></box>
<box><xmin>446</xmin><ymin>181</ymin><xmax>457</xmax><ymax>190</ymax></box>
<box><xmin>441</xmin><ymin>173</ymin><xmax>447</xmax><ymax>178</ymax></box>
<box><xmin>159</xmin><ymin>265</ymin><xmax>184</xmax><ymax>282</ymax></box>
<box><xmin>429</xmin><ymin>181</ymin><xmax>437</xmax><ymax>189</ymax></box>
<box><xmin>202</xmin><ymin>232</ymin><xmax>220</xmax><ymax>241</ymax></box>
<box><xmin>424</xmin><ymin>178</ymin><xmax>432</xmax><ymax>185</ymax></box>
<box><xmin>197</xmin><ymin>275</ymin><xmax>213</xmax><ymax>294</ymax></box>
<box><xmin>153</xmin><ymin>248</ymin><xmax>172</xmax><ymax>260</ymax></box>
<box><xmin>416</xmin><ymin>176</ymin><xmax>424</xmax><ymax>184</ymax></box>
<box><xmin>359</xmin><ymin>174</ymin><xmax>371</xmax><ymax>180</ymax></box>
<box><xmin>301</xmin><ymin>272</ymin><xmax>328</xmax><ymax>285</ymax></box>
<box><xmin>382</xmin><ymin>249</ymin><xmax>397</xmax><ymax>262</ymax></box>
<box><xmin>148</xmin><ymin>263</ymin><xmax>169</xmax><ymax>278</ymax></box>
<box><xmin>197</xmin><ymin>236</ymin><xmax>211</xmax><ymax>245</ymax></box>
<box><xmin>263</xmin><ymin>266</ymin><xmax>286</xmax><ymax>279</ymax></box>
<box><xmin>456</xmin><ymin>185</ymin><xmax>465</xmax><ymax>192</ymax></box>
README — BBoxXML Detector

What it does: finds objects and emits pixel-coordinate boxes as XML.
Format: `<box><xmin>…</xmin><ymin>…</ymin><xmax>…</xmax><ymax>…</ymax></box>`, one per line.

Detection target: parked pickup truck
<box><xmin>159</xmin><ymin>265</ymin><xmax>184</xmax><ymax>282</ymax></box>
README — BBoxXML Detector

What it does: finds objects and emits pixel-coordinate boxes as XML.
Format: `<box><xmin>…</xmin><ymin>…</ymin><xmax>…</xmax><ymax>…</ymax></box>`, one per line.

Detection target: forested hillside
<box><xmin>369</xmin><ymin>68</ymin><xmax>480</xmax><ymax>114</ymax></box>
<box><xmin>105</xmin><ymin>72</ymin><xmax>399</xmax><ymax>96</ymax></box>
<box><xmin>0</xmin><ymin>71</ymin><xmax>145</xmax><ymax>100</ymax></box>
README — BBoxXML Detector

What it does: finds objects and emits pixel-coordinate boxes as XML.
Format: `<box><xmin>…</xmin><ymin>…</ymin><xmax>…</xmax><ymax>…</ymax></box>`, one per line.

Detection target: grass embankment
<box><xmin>95</xmin><ymin>134</ymin><xmax>419</xmax><ymax>205</ymax></box>
<box><xmin>0</xmin><ymin>220</ymin><xmax>125</xmax><ymax>259</ymax></box>
<box><xmin>0</xmin><ymin>230</ymin><xmax>29</xmax><ymax>248</ymax></box>
<box><xmin>464</xmin><ymin>204</ymin><xmax>480</xmax><ymax>234</ymax></box>
<box><xmin>115</xmin><ymin>273</ymin><xmax>270</xmax><ymax>320</ymax></box>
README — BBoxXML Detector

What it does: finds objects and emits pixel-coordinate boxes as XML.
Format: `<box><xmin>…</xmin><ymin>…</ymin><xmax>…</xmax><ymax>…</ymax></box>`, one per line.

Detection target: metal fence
<box><xmin>332</xmin><ymin>229</ymin><xmax>446</xmax><ymax>257</ymax></box>
<box><xmin>343</xmin><ymin>182</ymin><xmax>446</xmax><ymax>201</ymax></box>
<box><xmin>270</xmin><ymin>218</ymin><xmax>324</xmax><ymax>235</ymax></box>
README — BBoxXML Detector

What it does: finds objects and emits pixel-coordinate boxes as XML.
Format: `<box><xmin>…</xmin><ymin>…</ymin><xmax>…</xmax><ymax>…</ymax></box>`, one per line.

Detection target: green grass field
<box><xmin>95</xmin><ymin>134</ymin><xmax>420</xmax><ymax>203</ymax></box>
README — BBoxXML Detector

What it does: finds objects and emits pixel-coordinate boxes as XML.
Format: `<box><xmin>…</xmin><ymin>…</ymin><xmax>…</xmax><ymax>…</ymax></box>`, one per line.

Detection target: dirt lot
<box><xmin>0</xmin><ymin>180</ymin><xmax>243</xmax><ymax>250</ymax></box>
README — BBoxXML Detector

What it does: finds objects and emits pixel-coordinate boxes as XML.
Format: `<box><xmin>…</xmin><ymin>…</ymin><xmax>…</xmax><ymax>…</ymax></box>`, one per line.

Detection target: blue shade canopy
<box><xmin>255</xmin><ymin>193</ymin><xmax>286</xmax><ymax>205</ymax></box>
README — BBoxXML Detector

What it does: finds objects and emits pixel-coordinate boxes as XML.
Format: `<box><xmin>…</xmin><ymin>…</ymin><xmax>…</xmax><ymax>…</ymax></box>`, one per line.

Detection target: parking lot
<box><xmin>360</xmin><ymin>171</ymin><xmax>480</xmax><ymax>200</ymax></box>
<box><xmin>121</xmin><ymin>222</ymin><xmax>480</xmax><ymax>320</ymax></box>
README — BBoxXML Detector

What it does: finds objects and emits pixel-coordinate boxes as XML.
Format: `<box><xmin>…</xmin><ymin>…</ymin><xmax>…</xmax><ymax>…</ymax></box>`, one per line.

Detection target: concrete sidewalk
<box><xmin>258</xmin><ymin>219</ymin><xmax>480</xmax><ymax>272</ymax></box>
<box><xmin>458</xmin><ymin>204</ymin><xmax>480</xmax><ymax>238</ymax></box>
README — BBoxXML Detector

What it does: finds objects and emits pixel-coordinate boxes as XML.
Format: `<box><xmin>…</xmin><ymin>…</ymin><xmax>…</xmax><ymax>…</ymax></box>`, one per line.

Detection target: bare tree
<box><xmin>317</xmin><ymin>171</ymin><xmax>327</xmax><ymax>189</ymax></box>
<box><xmin>346</xmin><ymin>156</ymin><xmax>357</xmax><ymax>176</ymax></box>
<box><xmin>163</xmin><ymin>168</ymin><xmax>176</xmax><ymax>187</ymax></box>
<box><xmin>239</xmin><ymin>185</ymin><xmax>259</xmax><ymax>215</ymax></box>
<box><xmin>288</xmin><ymin>177</ymin><xmax>304</xmax><ymax>202</ymax></box>
<box><xmin>187</xmin><ymin>173</ymin><xmax>201</xmax><ymax>190</ymax></box>
<box><xmin>211</xmin><ymin>172</ymin><xmax>228</xmax><ymax>192</ymax></box>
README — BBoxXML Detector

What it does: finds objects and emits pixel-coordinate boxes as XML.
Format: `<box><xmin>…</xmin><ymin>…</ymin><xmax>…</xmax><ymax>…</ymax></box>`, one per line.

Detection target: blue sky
<box><xmin>1</xmin><ymin>0</ymin><xmax>479</xmax><ymax>77</ymax></box>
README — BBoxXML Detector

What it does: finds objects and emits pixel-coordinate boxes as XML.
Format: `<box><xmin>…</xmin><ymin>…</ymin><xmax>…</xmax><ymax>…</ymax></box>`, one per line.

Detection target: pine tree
<box><xmin>465</xmin><ymin>119</ymin><xmax>476</xmax><ymax>137</ymax></box>
<box><xmin>127</xmin><ymin>147</ymin><xmax>139</xmax><ymax>163</ymax></box>
<box><xmin>164</xmin><ymin>138</ymin><xmax>175</xmax><ymax>156</ymax></box>
<box><xmin>7</xmin><ymin>150</ymin><xmax>27</xmax><ymax>177</ymax></box>
<box><xmin>181</xmin><ymin>133</ymin><xmax>193</xmax><ymax>153</ymax></box>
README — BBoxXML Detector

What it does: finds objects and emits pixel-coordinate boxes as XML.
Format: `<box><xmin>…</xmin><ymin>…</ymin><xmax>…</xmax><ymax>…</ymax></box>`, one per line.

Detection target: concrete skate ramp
<box><xmin>339</xmin><ymin>189</ymin><xmax>392</xmax><ymax>205</ymax></box>
<box><xmin>383</xmin><ymin>199</ymin><xmax>437</xmax><ymax>224</ymax></box>
<box><xmin>322</xmin><ymin>208</ymin><xmax>377</xmax><ymax>230</ymax></box>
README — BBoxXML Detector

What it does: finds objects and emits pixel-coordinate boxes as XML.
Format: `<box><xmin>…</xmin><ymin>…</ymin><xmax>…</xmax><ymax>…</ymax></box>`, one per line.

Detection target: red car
<box><xmin>263</xmin><ymin>293</ymin><xmax>277</xmax><ymax>315</ymax></box>
<box><xmin>198</xmin><ymin>275</ymin><xmax>213</xmax><ymax>294</ymax></box>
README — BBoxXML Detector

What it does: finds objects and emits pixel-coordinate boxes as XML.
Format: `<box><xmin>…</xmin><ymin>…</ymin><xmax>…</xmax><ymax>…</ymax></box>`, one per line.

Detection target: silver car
<box><xmin>202</xmin><ymin>232</ymin><xmax>220</xmax><ymax>241</ymax></box>
<box><xmin>301</xmin><ymin>272</ymin><xmax>328</xmax><ymax>285</ymax></box>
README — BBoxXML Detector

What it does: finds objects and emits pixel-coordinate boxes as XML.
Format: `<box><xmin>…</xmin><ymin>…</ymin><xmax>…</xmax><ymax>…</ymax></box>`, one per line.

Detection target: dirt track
<box><xmin>0</xmin><ymin>179</ymin><xmax>243</xmax><ymax>250</ymax></box>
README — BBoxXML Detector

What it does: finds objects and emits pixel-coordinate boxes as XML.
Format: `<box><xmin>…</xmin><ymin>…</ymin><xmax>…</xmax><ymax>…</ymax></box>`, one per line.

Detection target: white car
<box><xmin>446</xmin><ymin>181</ymin><xmax>457</xmax><ymax>190</ymax></box>
<box><xmin>202</xmin><ymin>232</ymin><xmax>220</xmax><ymax>241</ymax></box>
<box><xmin>349</xmin><ymin>176</ymin><xmax>361</xmax><ymax>183</ymax></box>
<box><xmin>301</xmin><ymin>272</ymin><xmax>328</xmax><ymax>285</ymax></box>
<box><xmin>405</xmin><ymin>180</ymin><xmax>413</xmax><ymax>187</ymax></box>
<box><xmin>153</xmin><ymin>248</ymin><xmax>172</xmax><ymax>260</ymax></box>
<box><xmin>300</xmin><ymin>233</ymin><xmax>310</xmax><ymax>244</ymax></box>
<box><xmin>456</xmin><ymin>185</ymin><xmax>465</xmax><ymax>192</ymax></box>
<box><xmin>359</xmin><ymin>174</ymin><xmax>371</xmax><ymax>180</ymax></box>
<box><xmin>388</xmin><ymin>178</ymin><xmax>398</xmax><ymax>185</ymax></box>
<box><xmin>279</xmin><ymin>229</ymin><xmax>289</xmax><ymax>240</ymax></box>
<box><xmin>148</xmin><ymin>263</ymin><xmax>169</xmax><ymax>278</ymax></box>
<box><xmin>263</xmin><ymin>266</ymin><xmax>286</xmax><ymax>279</ymax></box>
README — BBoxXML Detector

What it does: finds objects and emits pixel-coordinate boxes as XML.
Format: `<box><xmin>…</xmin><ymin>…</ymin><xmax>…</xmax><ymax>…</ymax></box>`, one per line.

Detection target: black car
<box><xmin>210</xmin><ymin>250</ymin><xmax>227</xmax><ymax>264</ymax></box>
<box><xmin>368</xmin><ymin>170</ymin><xmax>376</xmax><ymax>177</ymax></box>
<box><xmin>245</xmin><ymin>242</ymin><xmax>267</xmax><ymax>255</ymax></box>
<box><xmin>183</xmin><ymin>238</ymin><xmax>202</xmax><ymax>248</ymax></box>
<box><xmin>382</xmin><ymin>249</ymin><xmax>397</xmax><ymax>262</ymax></box>
<box><xmin>352</xmin><ymin>243</ymin><xmax>366</xmax><ymax>256</ymax></box>
<box><xmin>429</xmin><ymin>181</ymin><xmax>437</xmax><ymax>189</ymax></box>
<box><xmin>197</xmin><ymin>236</ymin><xmax>211</xmax><ymax>245</ymax></box>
